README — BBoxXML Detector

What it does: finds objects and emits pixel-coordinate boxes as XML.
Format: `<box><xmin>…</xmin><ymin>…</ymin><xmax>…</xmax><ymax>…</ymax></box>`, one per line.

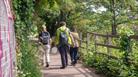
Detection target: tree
<box><xmin>34</xmin><ymin>0</ymin><xmax>138</xmax><ymax>35</ymax></box>
<box><xmin>85</xmin><ymin>0</ymin><xmax>138</xmax><ymax>35</ymax></box>
<box><xmin>35</xmin><ymin>0</ymin><xmax>76</xmax><ymax>36</ymax></box>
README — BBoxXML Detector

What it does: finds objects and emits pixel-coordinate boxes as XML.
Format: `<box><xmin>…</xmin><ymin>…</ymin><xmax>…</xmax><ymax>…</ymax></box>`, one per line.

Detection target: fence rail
<box><xmin>79</xmin><ymin>32</ymin><xmax>138</xmax><ymax>65</ymax></box>
<box><xmin>130</xmin><ymin>35</ymin><xmax>138</xmax><ymax>40</ymax></box>
<box><xmin>95</xmin><ymin>43</ymin><xmax>121</xmax><ymax>49</ymax></box>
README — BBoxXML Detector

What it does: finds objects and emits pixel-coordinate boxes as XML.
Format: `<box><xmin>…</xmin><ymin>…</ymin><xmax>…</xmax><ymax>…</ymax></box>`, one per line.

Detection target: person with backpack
<box><xmin>70</xmin><ymin>26</ymin><xmax>80</xmax><ymax>66</ymax></box>
<box><xmin>39</xmin><ymin>25</ymin><xmax>51</xmax><ymax>67</ymax></box>
<box><xmin>55</xmin><ymin>21</ymin><xmax>72</xmax><ymax>69</ymax></box>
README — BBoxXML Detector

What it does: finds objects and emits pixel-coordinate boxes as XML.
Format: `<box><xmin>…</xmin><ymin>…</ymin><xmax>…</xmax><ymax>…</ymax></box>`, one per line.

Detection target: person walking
<box><xmin>39</xmin><ymin>25</ymin><xmax>51</xmax><ymax>67</ymax></box>
<box><xmin>55</xmin><ymin>21</ymin><xmax>72</xmax><ymax>69</ymax></box>
<box><xmin>70</xmin><ymin>26</ymin><xmax>80</xmax><ymax>66</ymax></box>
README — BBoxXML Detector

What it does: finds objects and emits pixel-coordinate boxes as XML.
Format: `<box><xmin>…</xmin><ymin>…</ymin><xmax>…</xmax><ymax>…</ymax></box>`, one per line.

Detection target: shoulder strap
<box><xmin>60</xmin><ymin>27</ymin><xmax>67</xmax><ymax>32</ymax></box>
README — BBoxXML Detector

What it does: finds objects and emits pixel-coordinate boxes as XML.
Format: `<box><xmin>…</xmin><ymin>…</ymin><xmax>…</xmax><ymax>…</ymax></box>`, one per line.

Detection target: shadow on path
<box><xmin>41</xmin><ymin>53</ymin><xmax>105</xmax><ymax>77</ymax></box>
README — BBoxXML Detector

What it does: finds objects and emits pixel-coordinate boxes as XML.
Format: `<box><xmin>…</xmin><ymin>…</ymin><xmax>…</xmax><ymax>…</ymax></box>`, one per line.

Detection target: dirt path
<box><xmin>41</xmin><ymin>53</ymin><xmax>104</xmax><ymax>77</ymax></box>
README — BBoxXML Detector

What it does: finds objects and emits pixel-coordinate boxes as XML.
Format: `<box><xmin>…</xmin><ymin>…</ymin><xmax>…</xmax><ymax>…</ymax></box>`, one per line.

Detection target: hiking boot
<box><xmin>46</xmin><ymin>64</ymin><xmax>49</xmax><ymax>67</ymax></box>
<box><xmin>71</xmin><ymin>62</ymin><xmax>74</xmax><ymax>66</ymax></box>
<box><xmin>71</xmin><ymin>61</ymin><xmax>76</xmax><ymax>66</ymax></box>
<box><xmin>60</xmin><ymin>66</ymin><xmax>65</xmax><ymax>69</ymax></box>
<box><xmin>45</xmin><ymin>62</ymin><xmax>49</xmax><ymax>67</ymax></box>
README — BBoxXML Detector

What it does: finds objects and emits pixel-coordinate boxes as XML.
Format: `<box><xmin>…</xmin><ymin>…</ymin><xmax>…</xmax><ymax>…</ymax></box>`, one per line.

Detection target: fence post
<box><xmin>125</xmin><ymin>37</ymin><xmax>132</xmax><ymax>66</ymax></box>
<box><xmin>106</xmin><ymin>33</ymin><xmax>111</xmax><ymax>58</ymax></box>
<box><xmin>94</xmin><ymin>34</ymin><xmax>97</xmax><ymax>53</ymax></box>
<box><xmin>79</xmin><ymin>32</ymin><xmax>82</xmax><ymax>50</ymax></box>
<box><xmin>86</xmin><ymin>33</ymin><xmax>90</xmax><ymax>51</ymax></box>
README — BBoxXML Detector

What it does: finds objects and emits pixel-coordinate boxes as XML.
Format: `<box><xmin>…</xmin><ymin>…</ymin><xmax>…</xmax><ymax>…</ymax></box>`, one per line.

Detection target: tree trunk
<box><xmin>111</xmin><ymin>0</ymin><xmax>117</xmax><ymax>35</ymax></box>
<box><xmin>59</xmin><ymin>10</ymin><xmax>67</xmax><ymax>22</ymax></box>
<box><xmin>112</xmin><ymin>23</ymin><xmax>117</xmax><ymax>35</ymax></box>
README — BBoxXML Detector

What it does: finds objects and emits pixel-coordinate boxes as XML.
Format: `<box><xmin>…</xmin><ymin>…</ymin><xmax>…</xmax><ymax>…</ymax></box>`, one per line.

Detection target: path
<box><xmin>41</xmin><ymin>53</ymin><xmax>104</xmax><ymax>77</ymax></box>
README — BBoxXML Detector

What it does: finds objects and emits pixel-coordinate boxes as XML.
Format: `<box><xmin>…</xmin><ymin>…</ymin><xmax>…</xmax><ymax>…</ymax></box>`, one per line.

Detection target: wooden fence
<box><xmin>79</xmin><ymin>32</ymin><xmax>138</xmax><ymax>65</ymax></box>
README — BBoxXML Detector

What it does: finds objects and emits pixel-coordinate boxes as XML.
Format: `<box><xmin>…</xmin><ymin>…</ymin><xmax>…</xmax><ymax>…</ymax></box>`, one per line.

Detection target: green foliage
<box><xmin>17</xmin><ymin>42</ymin><xmax>41</xmax><ymax>77</ymax></box>
<box><xmin>80</xmin><ymin>28</ymin><xmax>138</xmax><ymax>77</ymax></box>
<box><xmin>34</xmin><ymin>0</ymin><xmax>138</xmax><ymax>35</ymax></box>
<box><xmin>120</xmin><ymin>35</ymin><xmax>130</xmax><ymax>51</ymax></box>
<box><xmin>13</xmin><ymin>0</ymin><xmax>41</xmax><ymax>77</ymax></box>
<box><xmin>118</xmin><ymin>25</ymin><xmax>134</xmax><ymax>65</ymax></box>
<box><xmin>118</xmin><ymin>25</ymin><xmax>134</xmax><ymax>36</ymax></box>
<box><xmin>119</xmin><ymin>65</ymin><xmax>138</xmax><ymax>77</ymax></box>
<box><xmin>81</xmin><ymin>46</ymin><xmax>138</xmax><ymax>77</ymax></box>
<box><xmin>74</xmin><ymin>0</ymin><xmax>138</xmax><ymax>34</ymax></box>
<box><xmin>35</xmin><ymin>0</ymin><xmax>76</xmax><ymax>36</ymax></box>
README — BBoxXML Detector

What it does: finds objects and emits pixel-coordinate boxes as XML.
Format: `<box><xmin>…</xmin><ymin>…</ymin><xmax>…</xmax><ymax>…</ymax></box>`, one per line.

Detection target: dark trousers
<box><xmin>58</xmin><ymin>45</ymin><xmax>69</xmax><ymax>67</ymax></box>
<box><xmin>70</xmin><ymin>47</ymin><xmax>78</xmax><ymax>64</ymax></box>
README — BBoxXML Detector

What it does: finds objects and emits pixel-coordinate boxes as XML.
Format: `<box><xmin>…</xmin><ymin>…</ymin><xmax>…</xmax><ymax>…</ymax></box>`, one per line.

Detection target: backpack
<box><xmin>59</xmin><ymin>29</ymin><xmax>68</xmax><ymax>46</ymax></box>
<box><xmin>40</xmin><ymin>32</ymin><xmax>50</xmax><ymax>45</ymax></box>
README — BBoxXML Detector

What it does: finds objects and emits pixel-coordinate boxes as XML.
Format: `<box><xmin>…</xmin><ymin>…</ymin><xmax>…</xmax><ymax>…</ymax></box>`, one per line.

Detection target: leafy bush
<box><xmin>17</xmin><ymin>42</ymin><xmax>41</xmax><ymax>77</ymax></box>
<box><xmin>13</xmin><ymin>0</ymin><xmax>41</xmax><ymax>77</ymax></box>
<box><xmin>80</xmin><ymin>25</ymin><xmax>138</xmax><ymax>77</ymax></box>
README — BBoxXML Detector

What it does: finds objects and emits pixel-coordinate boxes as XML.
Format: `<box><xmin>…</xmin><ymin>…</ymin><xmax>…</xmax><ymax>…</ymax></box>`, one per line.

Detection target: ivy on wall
<box><xmin>12</xmin><ymin>0</ymin><xmax>41</xmax><ymax>77</ymax></box>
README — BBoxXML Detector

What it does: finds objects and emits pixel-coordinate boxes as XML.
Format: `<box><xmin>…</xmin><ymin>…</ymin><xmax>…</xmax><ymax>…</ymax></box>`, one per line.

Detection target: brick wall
<box><xmin>0</xmin><ymin>0</ymin><xmax>16</xmax><ymax>77</ymax></box>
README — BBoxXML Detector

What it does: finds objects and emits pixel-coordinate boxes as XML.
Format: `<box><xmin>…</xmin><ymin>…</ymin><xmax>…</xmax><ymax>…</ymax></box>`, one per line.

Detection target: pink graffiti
<box><xmin>0</xmin><ymin>26</ymin><xmax>3</xmax><ymax>60</ymax></box>
<box><xmin>4</xmin><ymin>0</ymin><xmax>14</xmax><ymax>77</ymax></box>
<box><xmin>0</xmin><ymin>0</ymin><xmax>15</xmax><ymax>77</ymax></box>
<box><xmin>0</xmin><ymin>23</ymin><xmax>3</xmax><ymax>77</ymax></box>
